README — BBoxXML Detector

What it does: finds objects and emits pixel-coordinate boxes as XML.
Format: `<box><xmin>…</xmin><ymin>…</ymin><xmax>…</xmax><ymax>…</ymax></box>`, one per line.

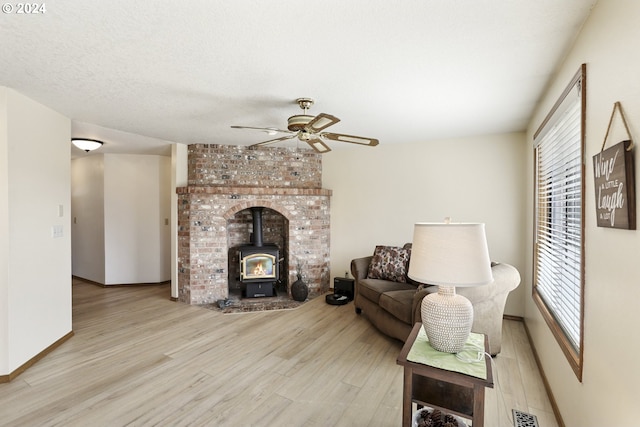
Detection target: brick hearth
<box><xmin>176</xmin><ymin>144</ymin><xmax>332</xmax><ymax>305</ymax></box>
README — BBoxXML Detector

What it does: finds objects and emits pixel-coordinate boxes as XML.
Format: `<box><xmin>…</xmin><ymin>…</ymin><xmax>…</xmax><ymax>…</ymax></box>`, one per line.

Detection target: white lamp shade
<box><xmin>408</xmin><ymin>222</ymin><xmax>493</xmax><ymax>287</ymax></box>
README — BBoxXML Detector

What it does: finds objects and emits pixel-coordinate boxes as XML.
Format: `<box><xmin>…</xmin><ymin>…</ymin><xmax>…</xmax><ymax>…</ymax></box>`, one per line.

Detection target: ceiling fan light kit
<box><xmin>231</xmin><ymin>97</ymin><xmax>379</xmax><ymax>153</ymax></box>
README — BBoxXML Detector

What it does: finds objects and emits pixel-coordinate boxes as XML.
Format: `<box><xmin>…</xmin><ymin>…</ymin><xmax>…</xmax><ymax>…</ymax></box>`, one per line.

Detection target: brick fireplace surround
<box><xmin>177</xmin><ymin>144</ymin><xmax>332</xmax><ymax>305</ymax></box>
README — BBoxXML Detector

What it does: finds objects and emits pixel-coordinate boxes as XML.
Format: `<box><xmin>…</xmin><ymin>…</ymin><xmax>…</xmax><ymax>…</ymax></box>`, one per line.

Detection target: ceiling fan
<box><xmin>231</xmin><ymin>98</ymin><xmax>379</xmax><ymax>153</ymax></box>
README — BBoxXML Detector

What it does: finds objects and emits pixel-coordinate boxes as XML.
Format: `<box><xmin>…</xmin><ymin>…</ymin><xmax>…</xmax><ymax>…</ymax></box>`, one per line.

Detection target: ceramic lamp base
<box><xmin>421</xmin><ymin>285</ymin><xmax>473</xmax><ymax>353</ymax></box>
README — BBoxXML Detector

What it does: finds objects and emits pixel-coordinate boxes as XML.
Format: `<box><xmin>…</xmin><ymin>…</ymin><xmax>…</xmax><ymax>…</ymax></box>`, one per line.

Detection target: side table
<box><xmin>396</xmin><ymin>323</ymin><xmax>494</xmax><ymax>427</ymax></box>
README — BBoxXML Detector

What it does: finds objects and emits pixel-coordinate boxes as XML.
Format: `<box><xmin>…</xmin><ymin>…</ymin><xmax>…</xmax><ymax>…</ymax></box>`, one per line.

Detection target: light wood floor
<box><xmin>0</xmin><ymin>278</ymin><xmax>558</xmax><ymax>426</ymax></box>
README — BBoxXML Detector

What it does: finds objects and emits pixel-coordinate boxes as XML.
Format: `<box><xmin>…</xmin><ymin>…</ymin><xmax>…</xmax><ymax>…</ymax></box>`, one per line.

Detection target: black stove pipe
<box><xmin>251</xmin><ymin>207</ymin><xmax>264</xmax><ymax>247</ymax></box>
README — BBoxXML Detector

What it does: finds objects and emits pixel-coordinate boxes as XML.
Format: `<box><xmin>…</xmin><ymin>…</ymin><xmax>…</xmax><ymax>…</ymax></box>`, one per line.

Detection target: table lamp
<box><xmin>408</xmin><ymin>220</ymin><xmax>493</xmax><ymax>353</ymax></box>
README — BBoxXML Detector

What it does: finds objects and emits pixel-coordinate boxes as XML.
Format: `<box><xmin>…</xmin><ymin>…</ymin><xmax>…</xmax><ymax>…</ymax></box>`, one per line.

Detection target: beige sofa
<box><xmin>351</xmin><ymin>246</ymin><xmax>520</xmax><ymax>355</ymax></box>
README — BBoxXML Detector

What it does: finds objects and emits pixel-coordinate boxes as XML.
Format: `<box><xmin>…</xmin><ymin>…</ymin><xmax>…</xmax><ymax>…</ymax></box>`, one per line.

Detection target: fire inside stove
<box><xmin>241</xmin><ymin>253</ymin><xmax>276</xmax><ymax>281</ymax></box>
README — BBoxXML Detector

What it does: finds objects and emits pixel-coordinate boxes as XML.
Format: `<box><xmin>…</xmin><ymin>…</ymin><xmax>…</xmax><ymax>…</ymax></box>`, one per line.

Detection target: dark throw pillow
<box><xmin>367</xmin><ymin>245</ymin><xmax>411</xmax><ymax>283</ymax></box>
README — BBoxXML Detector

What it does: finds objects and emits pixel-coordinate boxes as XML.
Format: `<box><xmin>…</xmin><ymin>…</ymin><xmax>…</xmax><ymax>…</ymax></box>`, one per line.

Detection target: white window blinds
<box><xmin>533</xmin><ymin>66</ymin><xmax>585</xmax><ymax>379</ymax></box>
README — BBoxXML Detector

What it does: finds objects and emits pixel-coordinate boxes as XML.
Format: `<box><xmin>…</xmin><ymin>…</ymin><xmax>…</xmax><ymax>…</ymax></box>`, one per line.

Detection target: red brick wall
<box><xmin>177</xmin><ymin>144</ymin><xmax>331</xmax><ymax>304</ymax></box>
<box><xmin>188</xmin><ymin>144</ymin><xmax>322</xmax><ymax>188</ymax></box>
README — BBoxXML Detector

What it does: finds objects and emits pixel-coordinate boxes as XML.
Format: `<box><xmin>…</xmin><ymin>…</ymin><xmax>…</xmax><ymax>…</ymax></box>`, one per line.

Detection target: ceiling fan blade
<box><xmin>321</xmin><ymin>132</ymin><xmax>379</xmax><ymax>147</ymax></box>
<box><xmin>305</xmin><ymin>113</ymin><xmax>340</xmax><ymax>133</ymax></box>
<box><xmin>231</xmin><ymin>125</ymin><xmax>294</xmax><ymax>134</ymax></box>
<box><xmin>305</xmin><ymin>137</ymin><xmax>332</xmax><ymax>153</ymax></box>
<box><xmin>250</xmin><ymin>134</ymin><xmax>297</xmax><ymax>147</ymax></box>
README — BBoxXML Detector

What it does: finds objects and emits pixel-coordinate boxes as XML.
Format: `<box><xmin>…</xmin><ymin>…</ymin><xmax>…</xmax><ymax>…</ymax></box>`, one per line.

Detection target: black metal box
<box><xmin>333</xmin><ymin>277</ymin><xmax>354</xmax><ymax>300</ymax></box>
<box><xmin>245</xmin><ymin>282</ymin><xmax>274</xmax><ymax>298</ymax></box>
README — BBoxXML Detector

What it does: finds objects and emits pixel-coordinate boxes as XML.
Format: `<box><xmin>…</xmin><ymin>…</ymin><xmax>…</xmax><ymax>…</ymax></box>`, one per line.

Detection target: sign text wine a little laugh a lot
<box><xmin>593</xmin><ymin>140</ymin><xmax>636</xmax><ymax>229</ymax></box>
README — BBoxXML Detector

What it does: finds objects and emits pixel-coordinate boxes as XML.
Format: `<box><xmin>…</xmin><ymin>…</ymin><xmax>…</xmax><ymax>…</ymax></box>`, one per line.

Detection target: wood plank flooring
<box><xmin>0</xmin><ymin>278</ymin><xmax>558</xmax><ymax>426</ymax></box>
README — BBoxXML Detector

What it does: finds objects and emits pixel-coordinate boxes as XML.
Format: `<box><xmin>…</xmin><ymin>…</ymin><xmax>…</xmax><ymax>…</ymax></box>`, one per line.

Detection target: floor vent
<box><xmin>513</xmin><ymin>409</ymin><xmax>539</xmax><ymax>427</ymax></box>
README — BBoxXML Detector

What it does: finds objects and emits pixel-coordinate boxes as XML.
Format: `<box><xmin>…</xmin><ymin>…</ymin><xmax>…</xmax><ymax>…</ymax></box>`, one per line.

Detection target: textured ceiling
<box><xmin>0</xmin><ymin>0</ymin><xmax>597</xmax><ymax>156</ymax></box>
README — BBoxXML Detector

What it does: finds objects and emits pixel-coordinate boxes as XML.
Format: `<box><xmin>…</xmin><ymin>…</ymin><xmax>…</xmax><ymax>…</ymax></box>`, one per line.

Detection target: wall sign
<box><xmin>593</xmin><ymin>102</ymin><xmax>636</xmax><ymax>229</ymax></box>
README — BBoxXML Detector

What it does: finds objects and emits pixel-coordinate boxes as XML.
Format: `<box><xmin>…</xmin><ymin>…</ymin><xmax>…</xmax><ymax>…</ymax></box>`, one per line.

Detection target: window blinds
<box><xmin>534</xmin><ymin>85</ymin><xmax>583</xmax><ymax>352</ymax></box>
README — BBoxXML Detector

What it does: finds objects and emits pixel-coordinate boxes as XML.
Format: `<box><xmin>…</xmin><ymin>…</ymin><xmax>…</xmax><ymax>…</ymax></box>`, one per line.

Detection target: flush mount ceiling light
<box><xmin>71</xmin><ymin>138</ymin><xmax>103</xmax><ymax>152</ymax></box>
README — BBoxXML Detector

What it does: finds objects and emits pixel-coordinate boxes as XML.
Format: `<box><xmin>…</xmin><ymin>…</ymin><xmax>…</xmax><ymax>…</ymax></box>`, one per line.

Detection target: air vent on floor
<box><xmin>513</xmin><ymin>409</ymin><xmax>539</xmax><ymax>427</ymax></box>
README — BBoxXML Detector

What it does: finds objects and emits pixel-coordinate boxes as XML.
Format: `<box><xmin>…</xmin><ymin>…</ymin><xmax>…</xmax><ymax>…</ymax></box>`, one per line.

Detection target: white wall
<box><xmin>71</xmin><ymin>153</ymin><xmax>171</xmax><ymax>285</ymax></box>
<box><xmin>524</xmin><ymin>1</ymin><xmax>640</xmax><ymax>425</ymax></box>
<box><xmin>104</xmin><ymin>154</ymin><xmax>171</xmax><ymax>284</ymax></box>
<box><xmin>323</xmin><ymin>132</ymin><xmax>527</xmax><ymax>316</ymax></box>
<box><xmin>71</xmin><ymin>155</ymin><xmax>105</xmax><ymax>283</ymax></box>
<box><xmin>0</xmin><ymin>87</ymin><xmax>72</xmax><ymax>375</ymax></box>
<box><xmin>0</xmin><ymin>87</ymin><xmax>9</xmax><ymax>375</ymax></box>
<box><xmin>170</xmin><ymin>143</ymin><xmax>188</xmax><ymax>299</ymax></box>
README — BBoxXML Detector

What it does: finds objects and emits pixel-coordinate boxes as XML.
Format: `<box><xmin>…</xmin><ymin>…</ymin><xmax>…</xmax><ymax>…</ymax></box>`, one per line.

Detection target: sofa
<box><xmin>351</xmin><ymin>244</ymin><xmax>521</xmax><ymax>355</ymax></box>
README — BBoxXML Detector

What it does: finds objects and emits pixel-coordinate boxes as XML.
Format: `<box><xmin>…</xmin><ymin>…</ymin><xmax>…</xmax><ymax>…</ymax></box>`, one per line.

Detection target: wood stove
<box><xmin>238</xmin><ymin>207</ymin><xmax>280</xmax><ymax>297</ymax></box>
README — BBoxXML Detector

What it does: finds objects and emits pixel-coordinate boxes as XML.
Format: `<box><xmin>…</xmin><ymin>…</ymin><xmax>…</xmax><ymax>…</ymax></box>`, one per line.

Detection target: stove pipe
<box><xmin>251</xmin><ymin>207</ymin><xmax>264</xmax><ymax>247</ymax></box>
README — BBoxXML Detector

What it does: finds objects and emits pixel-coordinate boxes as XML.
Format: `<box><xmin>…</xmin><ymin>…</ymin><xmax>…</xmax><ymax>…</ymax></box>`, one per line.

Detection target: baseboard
<box><xmin>522</xmin><ymin>320</ymin><xmax>565</xmax><ymax>427</ymax></box>
<box><xmin>72</xmin><ymin>275</ymin><xmax>170</xmax><ymax>288</ymax></box>
<box><xmin>0</xmin><ymin>330</ymin><xmax>74</xmax><ymax>383</ymax></box>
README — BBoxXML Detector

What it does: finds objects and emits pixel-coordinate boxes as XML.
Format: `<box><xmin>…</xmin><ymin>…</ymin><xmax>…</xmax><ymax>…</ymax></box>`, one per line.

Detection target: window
<box><xmin>533</xmin><ymin>64</ymin><xmax>586</xmax><ymax>381</ymax></box>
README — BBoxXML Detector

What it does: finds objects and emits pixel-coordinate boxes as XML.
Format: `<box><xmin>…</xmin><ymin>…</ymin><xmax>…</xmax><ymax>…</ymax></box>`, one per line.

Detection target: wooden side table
<box><xmin>396</xmin><ymin>323</ymin><xmax>494</xmax><ymax>427</ymax></box>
